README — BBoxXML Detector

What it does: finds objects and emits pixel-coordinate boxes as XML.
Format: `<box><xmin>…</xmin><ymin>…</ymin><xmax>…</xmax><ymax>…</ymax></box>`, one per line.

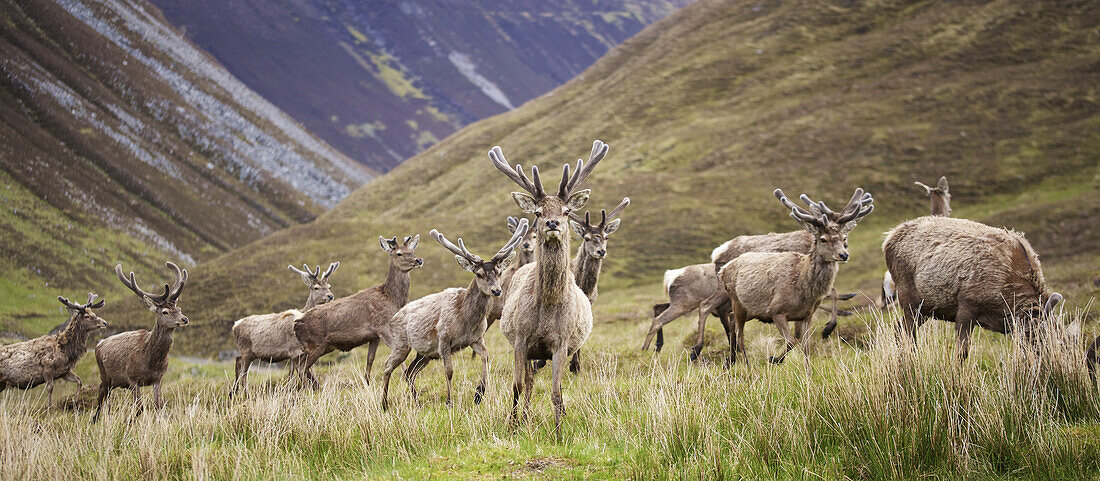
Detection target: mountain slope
<box><xmin>0</xmin><ymin>0</ymin><xmax>371</xmax><ymax>333</ymax></box>
<box><xmin>143</xmin><ymin>0</ymin><xmax>1098</xmax><ymax>355</ymax></box>
<box><xmin>149</xmin><ymin>0</ymin><xmax>691</xmax><ymax>171</ymax></box>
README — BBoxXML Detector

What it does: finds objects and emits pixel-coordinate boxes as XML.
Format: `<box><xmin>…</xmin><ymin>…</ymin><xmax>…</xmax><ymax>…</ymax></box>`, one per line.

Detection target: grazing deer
<box><xmin>379</xmin><ymin>220</ymin><xmax>528</xmax><ymax>409</ymax></box>
<box><xmin>883</xmin><ymin>216</ymin><xmax>1063</xmax><ymax>362</ymax></box>
<box><xmin>93</xmin><ymin>263</ymin><xmax>188</xmax><ymax>422</ymax></box>
<box><xmin>488</xmin><ymin>140</ymin><xmax>606</xmax><ymax>432</ymax></box>
<box><xmin>0</xmin><ymin>294</ymin><xmax>107</xmax><ymax>406</ymax></box>
<box><xmin>720</xmin><ymin>189</ymin><xmax>873</xmax><ymax>364</ymax></box>
<box><xmin>293</xmin><ymin>236</ymin><xmax>422</xmax><ymax>389</ymax></box>
<box><xmin>229</xmin><ymin>262</ymin><xmax>339</xmax><ymax>397</ymax></box>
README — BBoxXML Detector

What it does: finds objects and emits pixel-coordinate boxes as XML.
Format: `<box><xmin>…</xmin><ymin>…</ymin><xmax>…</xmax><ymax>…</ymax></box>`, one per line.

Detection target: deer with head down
<box><xmin>488</xmin><ymin>140</ymin><xmax>606</xmax><ymax>432</ymax></box>
<box><xmin>0</xmin><ymin>293</ymin><xmax>107</xmax><ymax>406</ymax></box>
<box><xmin>93</xmin><ymin>262</ymin><xmax>188</xmax><ymax>422</ymax></box>
<box><xmin>379</xmin><ymin>219</ymin><xmax>528</xmax><ymax>409</ymax></box>
<box><xmin>229</xmin><ymin>262</ymin><xmax>339</xmax><ymax>397</ymax></box>
<box><xmin>884</xmin><ymin>216</ymin><xmax>1063</xmax><ymax>363</ymax></box>
<box><xmin>293</xmin><ymin>236</ymin><xmax>422</xmax><ymax>389</ymax></box>
<box><xmin>719</xmin><ymin>188</ymin><xmax>873</xmax><ymax>364</ymax></box>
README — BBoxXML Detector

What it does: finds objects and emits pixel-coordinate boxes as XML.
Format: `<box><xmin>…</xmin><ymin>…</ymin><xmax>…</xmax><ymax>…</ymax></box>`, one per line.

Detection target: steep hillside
<box><xmin>148</xmin><ymin>0</ymin><xmax>1098</xmax><ymax>355</ymax></box>
<box><xmin>150</xmin><ymin>0</ymin><xmax>691</xmax><ymax>171</ymax></box>
<box><xmin>0</xmin><ymin>0</ymin><xmax>371</xmax><ymax>333</ymax></box>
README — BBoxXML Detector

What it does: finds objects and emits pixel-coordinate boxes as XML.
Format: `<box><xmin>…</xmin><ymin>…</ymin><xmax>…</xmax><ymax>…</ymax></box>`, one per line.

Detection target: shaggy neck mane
<box><xmin>58</xmin><ymin>314</ymin><xmax>91</xmax><ymax>362</ymax></box>
<box><xmin>572</xmin><ymin>245</ymin><xmax>602</xmax><ymax>298</ymax></box>
<box><xmin>799</xmin><ymin>245</ymin><xmax>839</xmax><ymax>303</ymax></box>
<box><xmin>381</xmin><ymin>262</ymin><xmax>411</xmax><ymax>305</ymax></box>
<box><xmin>460</xmin><ymin>278</ymin><xmax>492</xmax><ymax>324</ymax></box>
<box><xmin>537</xmin><ymin>234</ymin><xmax>572</xmax><ymax>304</ymax></box>
<box><xmin>145</xmin><ymin>320</ymin><xmax>175</xmax><ymax>370</ymax></box>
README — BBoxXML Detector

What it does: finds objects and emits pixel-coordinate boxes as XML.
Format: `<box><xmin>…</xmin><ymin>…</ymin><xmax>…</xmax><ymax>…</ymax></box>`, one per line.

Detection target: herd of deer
<box><xmin>0</xmin><ymin>142</ymin><xmax>1096</xmax><ymax>432</ymax></box>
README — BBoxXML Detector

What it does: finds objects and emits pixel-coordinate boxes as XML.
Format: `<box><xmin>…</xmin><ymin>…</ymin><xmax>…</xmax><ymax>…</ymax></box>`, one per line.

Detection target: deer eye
<box><xmin>819</xmin><ymin>236</ymin><xmax>827</xmax><ymax>243</ymax></box>
<box><xmin>396</xmin><ymin>252</ymin><xmax>403</xmax><ymax>257</ymax></box>
<box><xmin>313</xmin><ymin>286</ymin><xmax>320</xmax><ymax>290</ymax></box>
<box><xmin>161</xmin><ymin>309</ymin><xmax>169</xmax><ymax>315</ymax></box>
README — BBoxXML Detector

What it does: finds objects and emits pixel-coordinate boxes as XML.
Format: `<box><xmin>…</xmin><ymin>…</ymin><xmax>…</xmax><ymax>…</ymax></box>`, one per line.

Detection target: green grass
<box><xmin>1</xmin><ymin>300</ymin><xmax>1097</xmax><ymax>480</ymax></box>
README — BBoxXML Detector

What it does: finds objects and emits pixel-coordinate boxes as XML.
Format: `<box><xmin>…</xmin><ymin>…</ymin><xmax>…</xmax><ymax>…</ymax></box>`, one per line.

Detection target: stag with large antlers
<box><xmin>93</xmin><ymin>262</ymin><xmax>188</xmax><ymax>422</ymax></box>
<box><xmin>884</xmin><ymin>216</ymin><xmax>1063</xmax><ymax>362</ymax></box>
<box><xmin>379</xmin><ymin>219</ymin><xmax>528</xmax><ymax>409</ymax></box>
<box><xmin>294</xmin><ymin>236</ymin><xmax>422</xmax><ymax>389</ymax></box>
<box><xmin>718</xmin><ymin>189</ymin><xmax>873</xmax><ymax>364</ymax></box>
<box><xmin>230</xmin><ymin>262</ymin><xmax>339</xmax><ymax>397</ymax></box>
<box><xmin>489</xmin><ymin>140</ymin><xmax>606</xmax><ymax>432</ymax></box>
<box><xmin>0</xmin><ymin>293</ymin><xmax>107</xmax><ymax>406</ymax></box>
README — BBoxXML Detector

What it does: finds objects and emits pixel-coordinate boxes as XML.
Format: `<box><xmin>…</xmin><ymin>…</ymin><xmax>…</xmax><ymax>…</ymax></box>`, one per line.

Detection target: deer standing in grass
<box><xmin>0</xmin><ymin>294</ymin><xmax>107</xmax><ymax>406</ymax></box>
<box><xmin>719</xmin><ymin>189</ymin><xmax>873</xmax><ymax>364</ymax></box>
<box><xmin>883</xmin><ymin>216</ymin><xmax>1063</xmax><ymax>363</ymax></box>
<box><xmin>93</xmin><ymin>262</ymin><xmax>188</xmax><ymax>422</ymax></box>
<box><xmin>379</xmin><ymin>220</ymin><xmax>528</xmax><ymax>409</ymax></box>
<box><xmin>489</xmin><ymin>140</ymin><xmax>606</xmax><ymax>432</ymax></box>
<box><xmin>883</xmin><ymin>176</ymin><xmax>952</xmax><ymax>307</ymax></box>
<box><xmin>293</xmin><ymin>236</ymin><xmax>422</xmax><ymax>389</ymax></box>
<box><xmin>485</xmin><ymin>216</ymin><xmax>536</xmax><ymax>329</ymax></box>
<box><xmin>229</xmin><ymin>262</ymin><xmax>338</xmax><ymax>397</ymax></box>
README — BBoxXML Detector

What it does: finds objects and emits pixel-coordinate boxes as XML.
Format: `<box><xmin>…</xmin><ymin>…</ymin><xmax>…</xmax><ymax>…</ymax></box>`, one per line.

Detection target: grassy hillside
<box><xmin>134</xmin><ymin>0</ymin><xmax>1100</xmax><ymax>355</ymax></box>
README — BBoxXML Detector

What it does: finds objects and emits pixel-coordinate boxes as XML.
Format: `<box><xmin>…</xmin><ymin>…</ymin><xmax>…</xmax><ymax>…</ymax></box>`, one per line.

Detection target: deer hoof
<box><xmin>474</xmin><ymin>386</ymin><xmax>485</xmax><ymax>404</ymax></box>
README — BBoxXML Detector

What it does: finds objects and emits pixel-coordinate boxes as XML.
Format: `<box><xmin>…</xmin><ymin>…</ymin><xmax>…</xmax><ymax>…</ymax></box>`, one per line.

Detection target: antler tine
<box><xmin>564</xmin><ymin>140</ymin><xmax>608</xmax><ymax>196</ymax></box>
<box><xmin>493</xmin><ymin>218</ymin><xmax>529</xmax><ymax>261</ymax></box>
<box><xmin>115</xmin><ymin>264</ymin><xmax>166</xmax><ymax>302</ymax></box>
<box><xmin>57</xmin><ymin>295</ymin><xmax>81</xmax><ymax>310</ymax></box>
<box><xmin>455</xmin><ymin>238</ymin><xmax>478</xmax><ymax>262</ymax></box>
<box><xmin>86</xmin><ymin>292</ymin><xmax>98</xmax><ymax>306</ymax></box>
<box><xmin>488</xmin><ymin>146</ymin><xmax>538</xmax><ymax>196</ymax></box>
<box><xmin>507</xmin><ymin>216</ymin><xmax>520</xmax><ymax>233</ymax></box>
<box><xmin>430</xmin><ymin>229</ymin><xmax>480</xmax><ymax>263</ymax></box>
<box><xmin>323</xmin><ymin>262</ymin><xmax>339</xmax><ymax>280</ymax></box>
<box><xmin>838</xmin><ymin>199</ymin><xmax>875</xmax><ymax>225</ymax></box>
<box><xmin>915</xmin><ymin>181</ymin><xmax>932</xmax><ymax>195</ymax></box>
<box><xmin>838</xmin><ymin>188</ymin><xmax>866</xmax><ymax>215</ymax></box>
<box><xmin>166</xmin><ymin>262</ymin><xmax>187</xmax><ymax>302</ymax></box>
<box><xmin>607</xmin><ymin>197</ymin><xmax>630</xmax><ymax>220</ymax></box>
<box><xmin>557</xmin><ymin>163</ymin><xmax>571</xmax><ymax>198</ymax></box>
<box><xmin>774</xmin><ymin>189</ymin><xmax>825</xmax><ymax>227</ymax></box>
<box><xmin>530</xmin><ymin>165</ymin><xmax>546</xmax><ymax>198</ymax></box>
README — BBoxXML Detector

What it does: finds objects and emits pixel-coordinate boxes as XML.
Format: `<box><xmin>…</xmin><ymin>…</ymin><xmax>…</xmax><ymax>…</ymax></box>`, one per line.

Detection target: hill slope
<box><xmin>150</xmin><ymin>0</ymin><xmax>691</xmax><ymax>171</ymax></box>
<box><xmin>0</xmin><ymin>0</ymin><xmax>371</xmax><ymax>333</ymax></box>
<box><xmin>155</xmin><ymin>0</ymin><xmax>1098</xmax><ymax>355</ymax></box>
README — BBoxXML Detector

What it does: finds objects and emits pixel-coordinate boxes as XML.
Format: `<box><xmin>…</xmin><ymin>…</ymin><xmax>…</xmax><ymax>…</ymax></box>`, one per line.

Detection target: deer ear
<box><xmin>379</xmin><ymin>236</ymin><xmax>393</xmax><ymax>252</ymax></box>
<box><xmin>407</xmin><ymin>234</ymin><xmax>420</xmax><ymax>250</ymax></box>
<box><xmin>497</xmin><ymin>251</ymin><xmax>517</xmax><ymax>271</ymax></box>
<box><xmin>840</xmin><ymin>221</ymin><xmax>860</xmax><ymax>235</ymax></box>
<box><xmin>454</xmin><ymin>255</ymin><xmax>476</xmax><ymax>273</ymax></box>
<box><xmin>569</xmin><ymin>220</ymin><xmax>585</xmax><ymax>237</ymax></box>
<box><xmin>938</xmin><ymin>176</ymin><xmax>949</xmax><ymax>192</ymax></box>
<box><xmin>512</xmin><ymin>192</ymin><xmax>537</xmax><ymax>213</ymax></box>
<box><xmin>565</xmin><ymin>189</ymin><xmax>591</xmax><ymax>211</ymax></box>
<box><xmin>604</xmin><ymin>218</ymin><xmax>621</xmax><ymax>235</ymax></box>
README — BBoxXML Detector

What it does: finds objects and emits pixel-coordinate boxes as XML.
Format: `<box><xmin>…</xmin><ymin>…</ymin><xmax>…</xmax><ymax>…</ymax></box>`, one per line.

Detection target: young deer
<box><xmin>93</xmin><ymin>262</ymin><xmax>188</xmax><ymax>422</ymax></box>
<box><xmin>720</xmin><ymin>189</ymin><xmax>873</xmax><ymax>364</ymax></box>
<box><xmin>229</xmin><ymin>262</ymin><xmax>339</xmax><ymax>397</ymax></box>
<box><xmin>0</xmin><ymin>293</ymin><xmax>107</xmax><ymax>406</ymax></box>
<box><xmin>488</xmin><ymin>140</ymin><xmax>606</xmax><ymax>432</ymax></box>
<box><xmin>884</xmin><ymin>216</ymin><xmax>1063</xmax><ymax>362</ymax></box>
<box><xmin>379</xmin><ymin>220</ymin><xmax>528</xmax><ymax>409</ymax></box>
<box><xmin>293</xmin><ymin>236</ymin><xmax>422</xmax><ymax>389</ymax></box>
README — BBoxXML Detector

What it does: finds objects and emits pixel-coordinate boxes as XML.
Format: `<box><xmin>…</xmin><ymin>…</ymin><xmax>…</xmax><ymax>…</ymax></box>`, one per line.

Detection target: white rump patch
<box><xmin>710</xmin><ymin>240</ymin><xmax>733</xmax><ymax>263</ymax></box>
<box><xmin>882</xmin><ymin>271</ymin><xmax>895</xmax><ymax>299</ymax></box>
<box><xmin>663</xmin><ymin>268</ymin><xmax>686</xmax><ymax>295</ymax></box>
<box><xmin>447</xmin><ymin>52</ymin><xmax>515</xmax><ymax>110</ymax></box>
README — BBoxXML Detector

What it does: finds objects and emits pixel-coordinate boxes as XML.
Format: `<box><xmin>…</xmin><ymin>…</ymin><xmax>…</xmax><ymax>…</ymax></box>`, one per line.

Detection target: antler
<box><xmin>430</xmin><ymin>229</ymin><xmax>481</xmax><ymax>263</ymax></box>
<box><xmin>115</xmin><ymin>263</ymin><xmax>170</xmax><ymax>305</ymax></box>
<box><xmin>166</xmin><ymin>262</ymin><xmax>187</xmax><ymax>303</ymax></box>
<box><xmin>560</xmin><ymin>140</ymin><xmax>608</xmax><ymax>198</ymax></box>
<box><xmin>569</xmin><ymin>197</ymin><xmax>630</xmax><ymax>229</ymax></box>
<box><xmin>492</xmin><ymin>218</ymin><xmax>529</xmax><ymax>261</ymax></box>
<box><xmin>835</xmin><ymin>188</ymin><xmax>874</xmax><ymax>224</ymax></box>
<box><xmin>59</xmin><ymin>292</ymin><xmax>105</xmax><ymax>310</ymax></box>
<box><xmin>488</xmin><ymin>146</ymin><xmax>540</xmax><ymax>197</ymax></box>
<box><xmin>774</xmin><ymin>189</ymin><xmax>827</xmax><ymax>228</ymax></box>
<box><xmin>288</xmin><ymin>264</ymin><xmax>317</xmax><ymax>280</ymax></box>
<box><xmin>488</xmin><ymin>141</ymin><xmax>608</xmax><ymax>200</ymax></box>
<box><xmin>322</xmin><ymin>262</ymin><xmax>339</xmax><ymax>280</ymax></box>
<box><xmin>914</xmin><ymin>181</ymin><xmax>933</xmax><ymax>195</ymax></box>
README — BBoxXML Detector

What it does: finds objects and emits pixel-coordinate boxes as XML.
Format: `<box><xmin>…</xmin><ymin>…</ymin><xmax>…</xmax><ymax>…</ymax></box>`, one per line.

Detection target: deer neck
<box><xmin>572</xmin><ymin>244</ymin><xmax>602</xmax><ymax>298</ymax></box>
<box><xmin>461</xmin><ymin>278</ymin><xmax>492</xmax><ymax>327</ymax></box>
<box><xmin>303</xmin><ymin>294</ymin><xmax>319</xmax><ymax>311</ymax></box>
<box><xmin>145</xmin><ymin>321</ymin><xmax>175</xmax><ymax>370</ymax></box>
<box><xmin>518</xmin><ymin>250</ymin><xmax>535</xmax><ymax>266</ymax></box>
<box><xmin>381</xmin><ymin>262</ymin><xmax>411</xmax><ymax>306</ymax></box>
<box><xmin>931</xmin><ymin>197</ymin><xmax>950</xmax><ymax>217</ymax></box>
<box><xmin>536</xmin><ymin>235</ymin><xmax>572</xmax><ymax>303</ymax></box>
<box><xmin>57</xmin><ymin>315</ymin><xmax>90</xmax><ymax>363</ymax></box>
<box><xmin>799</xmin><ymin>247</ymin><xmax>839</xmax><ymax>303</ymax></box>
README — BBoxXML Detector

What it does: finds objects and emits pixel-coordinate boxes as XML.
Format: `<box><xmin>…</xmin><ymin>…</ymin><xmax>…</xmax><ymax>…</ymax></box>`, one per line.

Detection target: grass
<box><xmin>2</xmin><ymin>295</ymin><xmax>1097</xmax><ymax>480</ymax></box>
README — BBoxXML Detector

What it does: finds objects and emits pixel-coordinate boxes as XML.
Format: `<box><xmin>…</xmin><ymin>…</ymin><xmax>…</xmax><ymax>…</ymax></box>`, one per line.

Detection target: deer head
<box><xmin>488</xmin><ymin>140</ymin><xmax>608</xmax><ymax>247</ymax></box>
<box><xmin>115</xmin><ymin>262</ymin><xmax>189</xmax><ymax>328</ymax></box>
<box><xmin>775</xmin><ymin>188</ymin><xmax>874</xmax><ymax>263</ymax></box>
<box><xmin>57</xmin><ymin>293</ymin><xmax>108</xmax><ymax>330</ymax></box>
<box><xmin>431</xmin><ymin>218</ymin><xmax>529</xmax><ymax>297</ymax></box>
<box><xmin>569</xmin><ymin>197</ymin><xmax>630</xmax><ymax>259</ymax></box>
<box><xmin>507</xmin><ymin>216</ymin><xmax>537</xmax><ymax>259</ymax></box>
<box><xmin>379</xmin><ymin>235</ymin><xmax>423</xmax><ymax>271</ymax></box>
<box><xmin>915</xmin><ymin>176</ymin><xmax>951</xmax><ymax>216</ymax></box>
<box><xmin>289</xmin><ymin>262</ymin><xmax>339</xmax><ymax>305</ymax></box>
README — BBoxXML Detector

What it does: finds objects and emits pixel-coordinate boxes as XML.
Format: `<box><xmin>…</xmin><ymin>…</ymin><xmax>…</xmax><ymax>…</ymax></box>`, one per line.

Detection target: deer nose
<box><xmin>838</xmin><ymin>252</ymin><xmax>849</xmax><ymax>261</ymax></box>
<box><xmin>326</xmin><ymin>294</ymin><xmax>334</xmax><ymax>300</ymax></box>
<box><xmin>491</xmin><ymin>288</ymin><xmax>502</xmax><ymax>297</ymax></box>
<box><xmin>546</xmin><ymin>220</ymin><xmax>559</xmax><ymax>230</ymax></box>
<box><xmin>415</xmin><ymin>258</ymin><xmax>423</xmax><ymax>266</ymax></box>
<box><xmin>179</xmin><ymin>316</ymin><xmax>189</xmax><ymax>325</ymax></box>
<box><xmin>596</xmin><ymin>249</ymin><xmax>606</xmax><ymax>257</ymax></box>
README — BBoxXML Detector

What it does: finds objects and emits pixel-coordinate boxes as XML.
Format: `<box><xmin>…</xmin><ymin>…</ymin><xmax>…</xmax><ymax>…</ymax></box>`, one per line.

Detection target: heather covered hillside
<box><xmin>153</xmin><ymin>0</ymin><xmax>1098</xmax><ymax>355</ymax></box>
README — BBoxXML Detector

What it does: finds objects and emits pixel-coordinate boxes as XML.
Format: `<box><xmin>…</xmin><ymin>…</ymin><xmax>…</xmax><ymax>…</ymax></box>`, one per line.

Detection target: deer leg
<box><xmin>230</xmin><ymin>353</ymin><xmax>254</xmax><ymax>398</ymax></box>
<box><xmin>62</xmin><ymin>371</ymin><xmax>82</xmax><ymax>392</ymax></box>
<box><xmin>691</xmin><ymin>292</ymin><xmax>722</xmax><ymax>361</ymax></box>
<box><xmin>523</xmin><ymin>359</ymin><xmax>535</xmax><ymax>422</ymax></box>
<box><xmin>471</xmin><ymin>340</ymin><xmax>490</xmax><ymax>405</ymax></box>
<box><xmin>569</xmin><ymin>350</ymin><xmax>581</xmax><ymax>374</ymax></box>
<box><xmin>510</xmin><ymin>343</ymin><xmax>528</xmax><ymax>426</ymax></box>
<box><xmin>153</xmin><ymin>381</ymin><xmax>163</xmax><ymax>409</ymax></box>
<box><xmin>130</xmin><ymin>385</ymin><xmax>143</xmax><ymax>416</ymax></box>
<box><xmin>92</xmin><ymin>385</ymin><xmax>109</xmax><ymax>423</ymax></box>
<box><xmin>821</xmin><ymin>288</ymin><xmax>840</xmax><ymax>340</ymax></box>
<box><xmin>896</xmin><ymin>289</ymin><xmax>920</xmax><ymax>352</ymax></box>
<box><xmin>769</xmin><ymin>314</ymin><xmax>802</xmax><ymax>364</ymax></box>
<box><xmin>954</xmin><ymin>304</ymin><xmax>977</xmax><ymax>364</ymax></box>
<box><xmin>717</xmin><ymin>310</ymin><xmax>734</xmax><ymax>367</ymax></box>
<box><xmin>285</xmin><ymin>355</ymin><xmax>300</xmax><ymax>384</ymax></box>
<box><xmin>551</xmin><ymin>348</ymin><xmax>568</xmax><ymax>437</ymax></box>
<box><xmin>364</xmin><ymin>339</ymin><xmax>380</xmax><ymax>384</ymax></box>
<box><xmin>643</xmin><ymin>301</ymin><xmax>692</xmax><ymax>351</ymax></box>
<box><xmin>45</xmin><ymin>378</ymin><xmax>54</xmax><ymax>408</ymax></box>
<box><xmin>404</xmin><ymin>353</ymin><xmax>430</xmax><ymax>404</ymax></box>
<box><xmin>380</xmin><ymin>345</ymin><xmax>410</xmax><ymax>410</ymax></box>
<box><xmin>441</xmin><ymin>350</ymin><xmax>455</xmax><ymax>406</ymax></box>
<box><xmin>300</xmin><ymin>347</ymin><xmax>325</xmax><ymax>390</ymax></box>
